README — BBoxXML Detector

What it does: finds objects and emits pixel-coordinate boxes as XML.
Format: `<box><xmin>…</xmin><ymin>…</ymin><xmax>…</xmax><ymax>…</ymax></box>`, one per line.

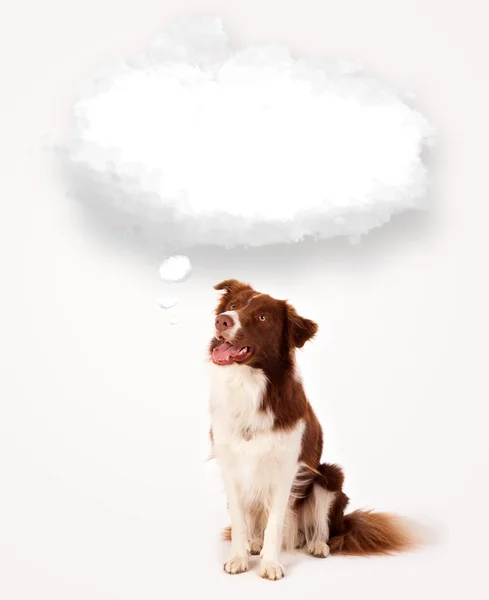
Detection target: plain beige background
<box><xmin>2</xmin><ymin>1</ymin><xmax>489</xmax><ymax>598</ymax></box>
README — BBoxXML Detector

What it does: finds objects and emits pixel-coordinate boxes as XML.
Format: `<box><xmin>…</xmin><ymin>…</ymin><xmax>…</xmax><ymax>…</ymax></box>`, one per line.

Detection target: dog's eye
<box><xmin>230</xmin><ymin>303</ymin><xmax>236</xmax><ymax>310</ymax></box>
<box><xmin>258</xmin><ymin>314</ymin><xmax>267</xmax><ymax>321</ymax></box>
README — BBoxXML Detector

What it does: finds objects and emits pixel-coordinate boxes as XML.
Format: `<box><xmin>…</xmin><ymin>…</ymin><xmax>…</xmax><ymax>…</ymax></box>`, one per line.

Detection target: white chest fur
<box><xmin>210</xmin><ymin>362</ymin><xmax>270</xmax><ymax>436</ymax></box>
<box><xmin>209</xmin><ymin>363</ymin><xmax>304</xmax><ymax>506</ymax></box>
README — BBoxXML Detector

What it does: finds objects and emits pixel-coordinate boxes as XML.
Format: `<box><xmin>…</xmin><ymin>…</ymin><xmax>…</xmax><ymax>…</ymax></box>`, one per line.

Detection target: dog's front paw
<box><xmin>259</xmin><ymin>560</ymin><xmax>285</xmax><ymax>580</ymax></box>
<box><xmin>307</xmin><ymin>540</ymin><xmax>330</xmax><ymax>558</ymax></box>
<box><xmin>249</xmin><ymin>538</ymin><xmax>263</xmax><ymax>555</ymax></box>
<box><xmin>223</xmin><ymin>555</ymin><xmax>249</xmax><ymax>575</ymax></box>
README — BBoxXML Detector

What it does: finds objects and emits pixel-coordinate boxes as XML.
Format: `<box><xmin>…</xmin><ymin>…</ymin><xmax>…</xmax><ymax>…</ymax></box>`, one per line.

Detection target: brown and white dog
<box><xmin>209</xmin><ymin>279</ymin><xmax>415</xmax><ymax>580</ymax></box>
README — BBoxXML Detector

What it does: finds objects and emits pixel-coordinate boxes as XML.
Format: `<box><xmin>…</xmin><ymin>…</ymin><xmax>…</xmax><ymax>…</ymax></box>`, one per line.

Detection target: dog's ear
<box><xmin>214</xmin><ymin>279</ymin><xmax>253</xmax><ymax>315</ymax></box>
<box><xmin>214</xmin><ymin>279</ymin><xmax>252</xmax><ymax>294</ymax></box>
<box><xmin>286</xmin><ymin>304</ymin><xmax>318</xmax><ymax>348</ymax></box>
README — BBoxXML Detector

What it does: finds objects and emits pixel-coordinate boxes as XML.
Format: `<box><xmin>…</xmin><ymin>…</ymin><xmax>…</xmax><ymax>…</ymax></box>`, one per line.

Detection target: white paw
<box><xmin>259</xmin><ymin>560</ymin><xmax>285</xmax><ymax>580</ymax></box>
<box><xmin>249</xmin><ymin>538</ymin><xmax>263</xmax><ymax>555</ymax></box>
<box><xmin>307</xmin><ymin>540</ymin><xmax>330</xmax><ymax>558</ymax></box>
<box><xmin>224</xmin><ymin>555</ymin><xmax>249</xmax><ymax>575</ymax></box>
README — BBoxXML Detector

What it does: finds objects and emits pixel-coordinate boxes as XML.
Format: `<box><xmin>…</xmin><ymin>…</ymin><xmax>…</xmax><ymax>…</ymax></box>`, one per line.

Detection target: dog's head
<box><xmin>209</xmin><ymin>279</ymin><xmax>318</xmax><ymax>373</ymax></box>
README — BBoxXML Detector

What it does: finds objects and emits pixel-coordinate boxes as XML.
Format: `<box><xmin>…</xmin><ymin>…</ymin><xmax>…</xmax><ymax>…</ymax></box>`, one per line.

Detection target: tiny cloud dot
<box><xmin>158</xmin><ymin>295</ymin><xmax>179</xmax><ymax>309</ymax></box>
<box><xmin>159</xmin><ymin>255</ymin><xmax>192</xmax><ymax>283</ymax></box>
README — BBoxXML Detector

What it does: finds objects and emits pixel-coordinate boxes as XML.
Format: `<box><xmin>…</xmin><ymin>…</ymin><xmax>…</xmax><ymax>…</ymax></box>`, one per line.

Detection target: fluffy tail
<box><xmin>329</xmin><ymin>509</ymin><xmax>417</xmax><ymax>556</ymax></box>
<box><xmin>222</xmin><ymin>510</ymin><xmax>417</xmax><ymax>555</ymax></box>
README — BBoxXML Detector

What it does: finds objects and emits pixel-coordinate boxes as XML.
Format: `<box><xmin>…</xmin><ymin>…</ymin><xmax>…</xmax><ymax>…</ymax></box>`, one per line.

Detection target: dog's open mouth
<box><xmin>212</xmin><ymin>341</ymin><xmax>254</xmax><ymax>365</ymax></box>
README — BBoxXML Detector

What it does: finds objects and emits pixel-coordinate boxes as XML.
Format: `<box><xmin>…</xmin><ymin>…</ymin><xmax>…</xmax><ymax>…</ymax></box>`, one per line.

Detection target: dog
<box><xmin>208</xmin><ymin>279</ymin><xmax>416</xmax><ymax>580</ymax></box>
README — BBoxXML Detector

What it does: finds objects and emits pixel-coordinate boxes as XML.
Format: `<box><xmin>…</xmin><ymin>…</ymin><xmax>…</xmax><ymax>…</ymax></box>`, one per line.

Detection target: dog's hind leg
<box><xmin>299</xmin><ymin>483</ymin><xmax>336</xmax><ymax>558</ymax></box>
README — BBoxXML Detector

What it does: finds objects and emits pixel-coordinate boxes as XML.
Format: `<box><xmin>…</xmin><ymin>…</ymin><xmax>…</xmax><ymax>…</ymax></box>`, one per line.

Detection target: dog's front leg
<box><xmin>222</xmin><ymin>472</ymin><xmax>249</xmax><ymax>575</ymax></box>
<box><xmin>247</xmin><ymin>509</ymin><xmax>267</xmax><ymax>555</ymax></box>
<box><xmin>259</xmin><ymin>466</ymin><xmax>297</xmax><ymax>580</ymax></box>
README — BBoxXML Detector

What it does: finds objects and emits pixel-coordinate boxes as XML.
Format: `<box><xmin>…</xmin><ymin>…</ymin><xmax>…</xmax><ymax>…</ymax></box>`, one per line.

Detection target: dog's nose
<box><xmin>215</xmin><ymin>314</ymin><xmax>235</xmax><ymax>332</ymax></box>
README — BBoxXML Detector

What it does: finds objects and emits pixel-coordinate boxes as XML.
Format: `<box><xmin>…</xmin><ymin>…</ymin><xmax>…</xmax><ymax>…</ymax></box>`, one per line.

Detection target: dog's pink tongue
<box><xmin>212</xmin><ymin>342</ymin><xmax>241</xmax><ymax>363</ymax></box>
